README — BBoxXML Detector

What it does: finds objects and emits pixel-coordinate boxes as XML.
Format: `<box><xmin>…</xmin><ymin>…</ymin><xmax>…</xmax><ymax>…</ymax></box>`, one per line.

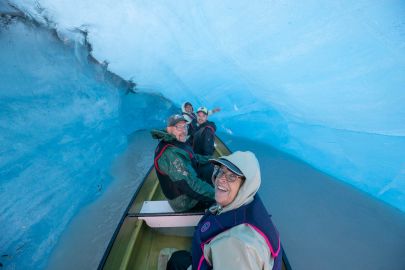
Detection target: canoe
<box><xmin>98</xmin><ymin>136</ymin><xmax>291</xmax><ymax>270</ymax></box>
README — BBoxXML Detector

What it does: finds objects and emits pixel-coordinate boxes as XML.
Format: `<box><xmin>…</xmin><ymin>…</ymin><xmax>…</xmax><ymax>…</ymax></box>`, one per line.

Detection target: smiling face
<box><xmin>167</xmin><ymin>120</ymin><xmax>188</xmax><ymax>142</ymax></box>
<box><xmin>185</xmin><ymin>104</ymin><xmax>193</xmax><ymax>113</ymax></box>
<box><xmin>214</xmin><ymin>166</ymin><xmax>244</xmax><ymax>207</ymax></box>
<box><xmin>197</xmin><ymin>111</ymin><xmax>208</xmax><ymax>125</ymax></box>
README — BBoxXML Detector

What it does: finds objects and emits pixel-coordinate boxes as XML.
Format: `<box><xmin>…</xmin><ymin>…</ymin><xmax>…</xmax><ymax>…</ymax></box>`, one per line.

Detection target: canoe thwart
<box><xmin>131</xmin><ymin>200</ymin><xmax>204</xmax><ymax>228</ymax></box>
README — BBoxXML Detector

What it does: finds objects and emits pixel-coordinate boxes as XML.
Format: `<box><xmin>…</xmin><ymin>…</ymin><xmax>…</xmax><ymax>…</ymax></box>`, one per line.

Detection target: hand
<box><xmin>212</xmin><ymin>107</ymin><xmax>221</xmax><ymax>113</ymax></box>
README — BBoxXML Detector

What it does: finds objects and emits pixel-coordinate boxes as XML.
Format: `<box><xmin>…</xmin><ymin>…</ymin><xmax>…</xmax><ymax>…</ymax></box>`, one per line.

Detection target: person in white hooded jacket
<box><xmin>167</xmin><ymin>151</ymin><xmax>282</xmax><ymax>270</ymax></box>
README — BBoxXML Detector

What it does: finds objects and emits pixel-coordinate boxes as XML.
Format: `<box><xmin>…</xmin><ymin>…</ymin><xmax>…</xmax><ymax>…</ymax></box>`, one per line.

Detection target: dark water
<box><xmin>221</xmin><ymin>133</ymin><xmax>405</xmax><ymax>270</ymax></box>
<box><xmin>46</xmin><ymin>130</ymin><xmax>157</xmax><ymax>270</ymax></box>
<box><xmin>47</xmin><ymin>131</ymin><xmax>405</xmax><ymax>270</ymax></box>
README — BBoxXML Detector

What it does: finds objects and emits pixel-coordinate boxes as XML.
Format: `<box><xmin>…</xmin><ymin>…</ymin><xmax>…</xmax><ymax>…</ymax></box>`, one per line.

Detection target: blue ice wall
<box><xmin>2</xmin><ymin>0</ymin><xmax>405</xmax><ymax>268</ymax></box>
<box><xmin>0</xmin><ymin>17</ymin><xmax>176</xmax><ymax>269</ymax></box>
<box><xmin>10</xmin><ymin>0</ymin><xmax>404</xmax><ymax>211</ymax></box>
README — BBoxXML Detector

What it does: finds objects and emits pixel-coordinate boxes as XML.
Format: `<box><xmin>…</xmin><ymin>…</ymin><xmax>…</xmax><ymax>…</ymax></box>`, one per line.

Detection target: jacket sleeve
<box><xmin>202</xmin><ymin>128</ymin><xmax>215</xmax><ymax>156</ymax></box>
<box><xmin>203</xmin><ymin>224</ymin><xmax>274</xmax><ymax>270</ymax></box>
<box><xmin>183</xmin><ymin>114</ymin><xmax>192</xmax><ymax>124</ymax></box>
<box><xmin>194</xmin><ymin>153</ymin><xmax>210</xmax><ymax>164</ymax></box>
<box><xmin>158</xmin><ymin>148</ymin><xmax>214</xmax><ymax>202</ymax></box>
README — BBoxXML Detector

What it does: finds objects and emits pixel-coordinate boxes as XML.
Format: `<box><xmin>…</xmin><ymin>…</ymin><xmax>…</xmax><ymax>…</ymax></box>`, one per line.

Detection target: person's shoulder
<box><xmin>203</xmin><ymin>224</ymin><xmax>273</xmax><ymax>270</ymax></box>
<box><xmin>207</xmin><ymin>121</ymin><xmax>216</xmax><ymax>130</ymax></box>
<box><xmin>207</xmin><ymin>224</ymin><xmax>270</xmax><ymax>264</ymax></box>
<box><xmin>227</xmin><ymin>223</ymin><xmax>260</xmax><ymax>237</ymax></box>
<box><xmin>182</xmin><ymin>113</ymin><xmax>193</xmax><ymax>123</ymax></box>
<box><xmin>164</xmin><ymin>143</ymin><xmax>193</xmax><ymax>160</ymax></box>
<box><xmin>214</xmin><ymin>224</ymin><xmax>268</xmax><ymax>249</ymax></box>
<box><xmin>201</xmin><ymin>121</ymin><xmax>216</xmax><ymax>134</ymax></box>
<box><xmin>151</xmin><ymin>129</ymin><xmax>177</xmax><ymax>141</ymax></box>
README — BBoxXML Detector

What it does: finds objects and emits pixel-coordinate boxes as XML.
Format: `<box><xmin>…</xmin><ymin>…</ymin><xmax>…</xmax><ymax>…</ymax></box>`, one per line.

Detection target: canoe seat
<box><xmin>136</xmin><ymin>200</ymin><xmax>204</xmax><ymax>228</ymax></box>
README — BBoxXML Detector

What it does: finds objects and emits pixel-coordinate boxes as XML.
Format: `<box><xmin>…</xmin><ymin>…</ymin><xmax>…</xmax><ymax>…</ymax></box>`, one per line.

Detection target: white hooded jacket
<box><xmin>200</xmin><ymin>151</ymin><xmax>275</xmax><ymax>270</ymax></box>
<box><xmin>181</xmin><ymin>102</ymin><xmax>196</xmax><ymax>124</ymax></box>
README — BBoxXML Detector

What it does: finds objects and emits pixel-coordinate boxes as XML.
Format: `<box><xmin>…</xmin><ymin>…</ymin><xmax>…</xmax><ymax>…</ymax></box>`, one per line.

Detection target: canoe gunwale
<box><xmin>97</xmin><ymin>166</ymin><xmax>154</xmax><ymax>270</ymax></box>
<box><xmin>128</xmin><ymin>211</ymin><xmax>205</xmax><ymax>218</ymax></box>
<box><xmin>98</xmin><ymin>135</ymin><xmax>292</xmax><ymax>270</ymax></box>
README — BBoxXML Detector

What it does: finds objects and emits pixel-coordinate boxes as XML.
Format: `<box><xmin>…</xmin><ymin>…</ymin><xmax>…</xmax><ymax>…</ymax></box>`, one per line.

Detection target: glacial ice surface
<box><xmin>1</xmin><ymin>0</ymin><xmax>405</xmax><ymax>269</ymax></box>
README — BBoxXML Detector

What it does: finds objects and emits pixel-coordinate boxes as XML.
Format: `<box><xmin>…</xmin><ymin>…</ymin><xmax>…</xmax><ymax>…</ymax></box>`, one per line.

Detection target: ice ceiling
<box><xmin>7</xmin><ymin>0</ymin><xmax>405</xmax><ymax>211</ymax></box>
<box><xmin>1</xmin><ymin>1</ymin><xmax>405</xmax><ymax>268</ymax></box>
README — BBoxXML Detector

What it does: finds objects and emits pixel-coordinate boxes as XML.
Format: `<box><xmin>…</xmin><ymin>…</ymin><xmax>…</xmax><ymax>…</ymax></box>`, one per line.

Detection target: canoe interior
<box><xmin>100</xmin><ymin>137</ymin><xmax>290</xmax><ymax>270</ymax></box>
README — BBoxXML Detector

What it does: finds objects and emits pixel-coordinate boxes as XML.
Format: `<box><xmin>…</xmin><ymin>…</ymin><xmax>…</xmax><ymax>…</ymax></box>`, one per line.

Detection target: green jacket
<box><xmin>151</xmin><ymin>129</ymin><xmax>215</xmax><ymax>211</ymax></box>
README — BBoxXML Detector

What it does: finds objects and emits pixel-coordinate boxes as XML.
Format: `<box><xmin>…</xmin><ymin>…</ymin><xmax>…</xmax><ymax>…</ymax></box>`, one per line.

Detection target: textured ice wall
<box><xmin>10</xmin><ymin>0</ymin><xmax>404</xmax><ymax>211</ymax></box>
<box><xmin>6</xmin><ymin>0</ymin><xmax>405</xmax><ymax>211</ymax></box>
<box><xmin>0</xmin><ymin>16</ymin><xmax>176</xmax><ymax>269</ymax></box>
<box><xmin>1</xmin><ymin>1</ymin><xmax>405</xmax><ymax>269</ymax></box>
<box><xmin>0</xmin><ymin>18</ymin><xmax>122</xmax><ymax>269</ymax></box>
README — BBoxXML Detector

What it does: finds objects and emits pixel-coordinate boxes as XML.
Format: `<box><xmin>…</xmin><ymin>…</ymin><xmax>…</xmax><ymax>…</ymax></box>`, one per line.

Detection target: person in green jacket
<box><xmin>151</xmin><ymin>114</ymin><xmax>215</xmax><ymax>212</ymax></box>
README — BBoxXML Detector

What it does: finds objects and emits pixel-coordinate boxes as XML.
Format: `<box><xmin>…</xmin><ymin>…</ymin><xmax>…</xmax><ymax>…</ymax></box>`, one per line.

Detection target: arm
<box><xmin>158</xmin><ymin>148</ymin><xmax>214</xmax><ymax>202</ymax></box>
<box><xmin>208</xmin><ymin>107</ymin><xmax>221</xmax><ymax>115</ymax></box>
<box><xmin>194</xmin><ymin>153</ymin><xmax>210</xmax><ymax>164</ymax></box>
<box><xmin>182</xmin><ymin>113</ymin><xmax>192</xmax><ymax>124</ymax></box>
<box><xmin>204</xmin><ymin>224</ymin><xmax>273</xmax><ymax>270</ymax></box>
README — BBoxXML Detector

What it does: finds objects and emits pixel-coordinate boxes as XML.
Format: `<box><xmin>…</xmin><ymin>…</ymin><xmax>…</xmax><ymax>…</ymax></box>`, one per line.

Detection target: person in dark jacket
<box><xmin>151</xmin><ymin>114</ymin><xmax>215</xmax><ymax>212</ymax></box>
<box><xmin>193</xmin><ymin>106</ymin><xmax>217</xmax><ymax>156</ymax></box>
<box><xmin>192</xmin><ymin>107</ymin><xmax>216</xmax><ymax>182</ymax></box>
